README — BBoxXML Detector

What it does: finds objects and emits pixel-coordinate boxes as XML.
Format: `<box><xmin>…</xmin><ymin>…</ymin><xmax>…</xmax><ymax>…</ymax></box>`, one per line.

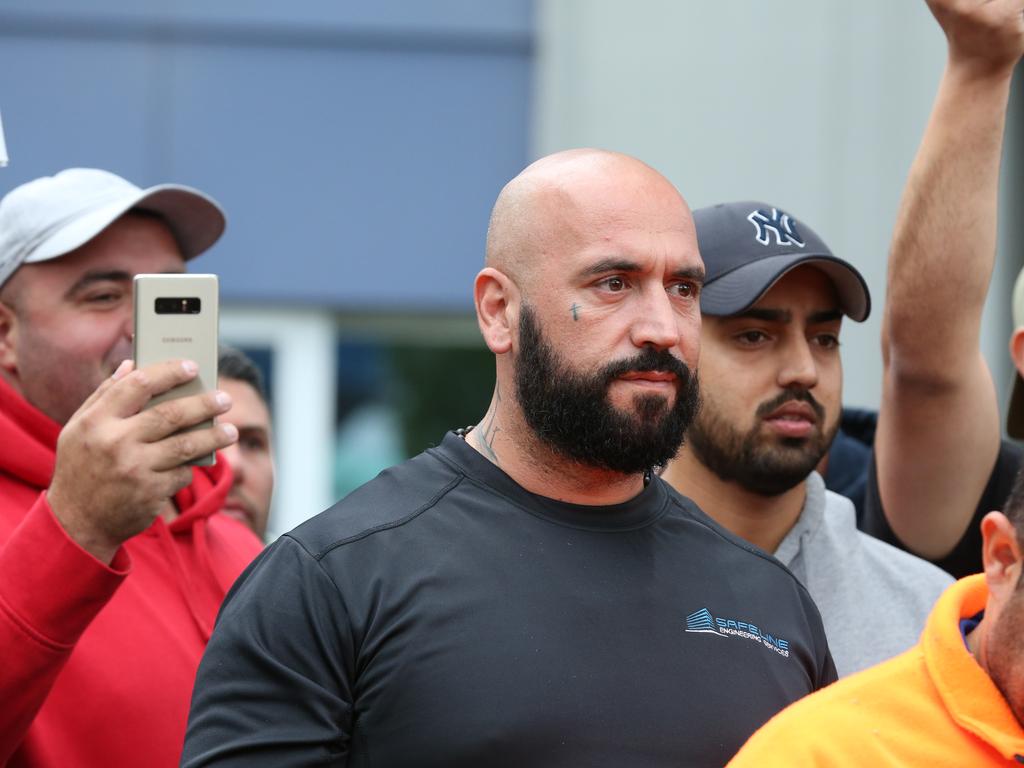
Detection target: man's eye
<box><xmin>87</xmin><ymin>292</ymin><xmax>121</xmax><ymax>304</ymax></box>
<box><xmin>604</xmin><ymin>276</ymin><xmax>626</xmax><ymax>292</ymax></box>
<box><xmin>239</xmin><ymin>433</ymin><xmax>270</xmax><ymax>452</ymax></box>
<box><xmin>671</xmin><ymin>281</ymin><xmax>699</xmax><ymax>298</ymax></box>
<box><xmin>816</xmin><ymin>334</ymin><xmax>840</xmax><ymax>350</ymax></box>
<box><xmin>737</xmin><ymin>330</ymin><xmax>768</xmax><ymax>344</ymax></box>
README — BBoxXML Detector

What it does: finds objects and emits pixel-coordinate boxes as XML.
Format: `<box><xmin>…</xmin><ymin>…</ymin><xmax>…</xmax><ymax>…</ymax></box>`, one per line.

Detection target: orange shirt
<box><xmin>727</xmin><ymin>575</ymin><xmax>1024</xmax><ymax>766</ymax></box>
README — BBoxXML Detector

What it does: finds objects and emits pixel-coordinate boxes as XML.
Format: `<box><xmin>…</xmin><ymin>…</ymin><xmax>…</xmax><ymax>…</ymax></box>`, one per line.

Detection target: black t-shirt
<box><xmin>825</xmin><ymin>408</ymin><xmax>1022</xmax><ymax>579</ymax></box>
<box><xmin>860</xmin><ymin>439</ymin><xmax>1022</xmax><ymax>578</ymax></box>
<box><xmin>183</xmin><ymin>433</ymin><xmax>836</xmax><ymax>768</ymax></box>
<box><xmin>823</xmin><ymin>407</ymin><xmax>877</xmax><ymax>515</ymax></box>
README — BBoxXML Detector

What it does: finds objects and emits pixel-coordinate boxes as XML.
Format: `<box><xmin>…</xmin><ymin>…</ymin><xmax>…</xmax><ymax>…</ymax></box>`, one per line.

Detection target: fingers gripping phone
<box><xmin>133</xmin><ymin>274</ymin><xmax>219</xmax><ymax>466</ymax></box>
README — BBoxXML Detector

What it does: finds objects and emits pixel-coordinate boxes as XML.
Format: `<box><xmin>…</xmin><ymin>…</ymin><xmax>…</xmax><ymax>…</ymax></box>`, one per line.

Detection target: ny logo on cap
<box><xmin>747</xmin><ymin>208</ymin><xmax>805</xmax><ymax>248</ymax></box>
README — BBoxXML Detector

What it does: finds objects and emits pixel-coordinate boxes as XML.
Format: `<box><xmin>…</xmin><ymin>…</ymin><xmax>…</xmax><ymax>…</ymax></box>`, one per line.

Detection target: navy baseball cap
<box><xmin>694</xmin><ymin>201</ymin><xmax>871</xmax><ymax>322</ymax></box>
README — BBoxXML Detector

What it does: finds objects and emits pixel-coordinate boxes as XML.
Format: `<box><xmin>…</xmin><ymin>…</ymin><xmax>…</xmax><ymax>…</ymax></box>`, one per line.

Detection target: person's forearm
<box><xmin>883</xmin><ymin>62</ymin><xmax>1014</xmax><ymax>381</ymax></box>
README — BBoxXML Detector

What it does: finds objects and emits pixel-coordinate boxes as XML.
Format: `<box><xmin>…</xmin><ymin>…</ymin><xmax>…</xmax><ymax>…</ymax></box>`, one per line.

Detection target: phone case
<box><xmin>133</xmin><ymin>274</ymin><xmax>219</xmax><ymax>466</ymax></box>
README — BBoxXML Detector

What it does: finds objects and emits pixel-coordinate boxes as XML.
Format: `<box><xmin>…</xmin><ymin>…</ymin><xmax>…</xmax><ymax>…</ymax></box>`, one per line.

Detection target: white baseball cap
<box><xmin>0</xmin><ymin>167</ymin><xmax>226</xmax><ymax>287</ymax></box>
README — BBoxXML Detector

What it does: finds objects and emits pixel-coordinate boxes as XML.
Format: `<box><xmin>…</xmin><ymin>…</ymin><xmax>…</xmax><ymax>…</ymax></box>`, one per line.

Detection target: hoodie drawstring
<box><xmin>153</xmin><ymin>518</ymin><xmax>215</xmax><ymax>641</ymax></box>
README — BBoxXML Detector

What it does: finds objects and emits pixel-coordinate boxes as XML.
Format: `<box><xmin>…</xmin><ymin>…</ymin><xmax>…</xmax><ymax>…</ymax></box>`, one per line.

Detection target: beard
<box><xmin>687</xmin><ymin>388</ymin><xmax>838</xmax><ymax>497</ymax></box>
<box><xmin>985</xmin><ymin>575</ymin><xmax>1024</xmax><ymax>727</ymax></box>
<box><xmin>513</xmin><ymin>304</ymin><xmax>701</xmax><ymax>475</ymax></box>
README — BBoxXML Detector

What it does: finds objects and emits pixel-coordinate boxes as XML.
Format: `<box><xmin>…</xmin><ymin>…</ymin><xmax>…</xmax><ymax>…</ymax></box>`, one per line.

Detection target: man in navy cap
<box><xmin>664</xmin><ymin>0</ymin><xmax>1024</xmax><ymax>676</ymax></box>
<box><xmin>661</xmin><ymin>202</ymin><xmax>953</xmax><ymax>678</ymax></box>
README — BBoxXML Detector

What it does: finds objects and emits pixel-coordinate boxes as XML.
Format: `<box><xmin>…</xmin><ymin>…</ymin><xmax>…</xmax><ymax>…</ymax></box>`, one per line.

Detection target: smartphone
<box><xmin>133</xmin><ymin>274</ymin><xmax>219</xmax><ymax>466</ymax></box>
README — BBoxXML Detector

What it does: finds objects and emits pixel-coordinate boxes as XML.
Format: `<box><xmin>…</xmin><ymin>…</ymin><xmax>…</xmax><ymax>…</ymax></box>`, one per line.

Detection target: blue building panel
<box><xmin>0</xmin><ymin>1</ymin><xmax>533</xmax><ymax>310</ymax></box>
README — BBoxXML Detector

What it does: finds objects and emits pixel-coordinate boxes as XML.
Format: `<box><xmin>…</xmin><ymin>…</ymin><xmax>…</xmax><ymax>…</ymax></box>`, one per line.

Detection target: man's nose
<box><xmin>120</xmin><ymin>305</ymin><xmax>134</xmax><ymax>340</ymax></box>
<box><xmin>778</xmin><ymin>337</ymin><xmax>818</xmax><ymax>390</ymax></box>
<box><xmin>222</xmin><ymin>443</ymin><xmax>243</xmax><ymax>482</ymax></box>
<box><xmin>630</xmin><ymin>288</ymin><xmax>681</xmax><ymax>350</ymax></box>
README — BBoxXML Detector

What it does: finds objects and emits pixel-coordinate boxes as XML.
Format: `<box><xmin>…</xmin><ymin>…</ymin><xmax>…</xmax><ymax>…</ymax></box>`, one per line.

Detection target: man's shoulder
<box><xmin>819</xmin><ymin>487</ymin><xmax>951</xmax><ymax>581</ymax></box>
<box><xmin>664</xmin><ymin>483</ymin><xmax>817</xmax><ymax>592</ymax></box>
<box><xmin>852</xmin><ymin>524</ymin><xmax>954</xmax><ymax>587</ymax></box>
<box><xmin>205</xmin><ymin>511</ymin><xmax>265</xmax><ymax>561</ymax></box>
<box><xmin>287</xmin><ymin>446</ymin><xmax>466</xmax><ymax>558</ymax></box>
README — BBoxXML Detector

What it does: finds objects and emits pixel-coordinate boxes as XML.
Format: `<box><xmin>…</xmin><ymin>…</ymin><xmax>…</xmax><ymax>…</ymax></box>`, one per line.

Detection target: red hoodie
<box><xmin>0</xmin><ymin>377</ymin><xmax>263</xmax><ymax>766</ymax></box>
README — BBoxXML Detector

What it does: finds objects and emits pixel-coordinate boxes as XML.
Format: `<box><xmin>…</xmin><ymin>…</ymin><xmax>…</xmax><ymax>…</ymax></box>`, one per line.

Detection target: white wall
<box><xmin>221</xmin><ymin>307</ymin><xmax>337</xmax><ymax>539</ymax></box>
<box><xmin>534</xmin><ymin>0</ymin><xmax>1023</xmax><ymax>412</ymax></box>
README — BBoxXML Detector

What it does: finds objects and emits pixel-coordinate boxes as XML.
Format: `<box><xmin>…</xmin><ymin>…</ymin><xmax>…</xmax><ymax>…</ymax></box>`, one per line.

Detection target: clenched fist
<box><xmin>927</xmin><ymin>0</ymin><xmax>1024</xmax><ymax>75</ymax></box>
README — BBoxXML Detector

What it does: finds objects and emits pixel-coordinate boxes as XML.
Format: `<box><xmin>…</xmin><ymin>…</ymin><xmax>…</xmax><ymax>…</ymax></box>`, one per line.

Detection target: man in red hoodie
<box><xmin>0</xmin><ymin>168</ymin><xmax>263</xmax><ymax>767</ymax></box>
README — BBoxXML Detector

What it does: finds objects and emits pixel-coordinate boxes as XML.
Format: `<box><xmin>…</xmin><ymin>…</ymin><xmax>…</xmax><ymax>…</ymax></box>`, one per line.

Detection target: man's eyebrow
<box><xmin>726</xmin><ymin>307</ymin><xmax>843</xmax><ymax>324</ymax></box>
<box><xmin>574</xmin><ymin>260</ymin><xmax>706</xmax><ymax>284</ymax></box>
<box><xmin>671</xmin><ymin>266</ymin><xmax>706</xmax><ymax>284</ymax></box>
<box><xmin>575</xmin><ymin>258</ymin><xmax>642</xmax><ymax>280</ymax></box>
<box><xmin>808</xmin><ymin>309</ymin><xmax>843</xmax><ymax>324</ymax></box>
<box><xmin>65</xmin><ymin>270</ymin><xmax>132</xmax><ymax>298</ymax></box>
<box><xmin>730</xmin><ymin>307</ymin><xmax>791</xmax><ymax>323</ymax></box>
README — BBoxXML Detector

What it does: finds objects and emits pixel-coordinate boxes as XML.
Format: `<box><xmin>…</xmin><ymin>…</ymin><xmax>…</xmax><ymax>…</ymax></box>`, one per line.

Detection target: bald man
<box><xmin>182</xmin><ymin>150</ymin><xmax>836</xmax><ymax>767</ymax></box>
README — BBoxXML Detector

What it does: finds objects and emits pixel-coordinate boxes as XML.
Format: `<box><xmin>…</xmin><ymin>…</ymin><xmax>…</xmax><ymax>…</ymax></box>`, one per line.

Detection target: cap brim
<box><xmin>25</xmin><ymin>183</ymin><xmax>225</xmax><ymax>265</ymax></box>
<box><xmin>1007</xmin><ymin>373</ymin><xmax>1024</xmax><ymax>439</ymax></box>
<box><xmin>700</xmin><ymin>253</ymin><xmax>871</xmax><ymax>322</ymax></box>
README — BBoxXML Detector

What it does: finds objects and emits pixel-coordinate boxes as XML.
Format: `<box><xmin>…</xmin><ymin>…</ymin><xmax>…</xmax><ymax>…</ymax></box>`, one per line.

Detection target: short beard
<box><xmin>687</xmin><ymin>389</ymin><xmax>837</xmax><ymax>496</ymax></box>
<box><xmin>985</xmin><ymin>577</ymin><xmax>1024</xmax><ymax>727</ymax></box>
<box><xmin>513</xmin><ymin>304</ymin><xmax>701</xmax><ymax>475</ymax></box>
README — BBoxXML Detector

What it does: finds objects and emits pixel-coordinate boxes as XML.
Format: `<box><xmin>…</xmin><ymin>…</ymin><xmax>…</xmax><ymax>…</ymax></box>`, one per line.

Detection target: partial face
<box><xmin>687</xmin><ymin>266</ymin><xmax>843</xmax><ymax>496</ymax></box>
<box><xmin>976</xmin><ymin>510</ymin><xmax>1024</xmax><ymax>726</ymax></box>
<box><xmin>510</xmin><ymin>157</ymin><xmax>705</xmax><ymax>471</ymax></box>
<box><xmin>985</xmin><ymin>577</ymin><xmax>1024</xmax><ymax>726</ymax></box>
<box><xmin>0</xmin><ymin>214</ymin><xmax>185</xmax><ymax>425</ymax></box>
<box><xmin>218</xmin><ymin>377</ymin><xmax>274</xmax><ymax>540</ymax></box>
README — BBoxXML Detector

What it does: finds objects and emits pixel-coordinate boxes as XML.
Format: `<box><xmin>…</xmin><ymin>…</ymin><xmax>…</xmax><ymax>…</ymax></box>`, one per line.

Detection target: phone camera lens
<box><xmin>155</xmin><ymin>297</ymin><xmax>201</xmax><ymax>314</ymax></box>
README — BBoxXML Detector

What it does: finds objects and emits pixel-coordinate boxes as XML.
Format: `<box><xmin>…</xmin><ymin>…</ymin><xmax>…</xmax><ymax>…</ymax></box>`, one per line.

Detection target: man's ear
<box><xmin>1009</xmin><ymin>328</ymin><xmax>1024</xmax><ymax>377</ymax></box>
<box><xmin>0</xmin><ymin>298</ymin><xmax>18</xmax><ymax>375</ymax></box>
<box><xmin>474</xmin><ymin>267</ymin><xmax>517</xmax><ymax>355</ymax></box>
<box><xmin>980</xmin><ymin>511</ymin><xmax>1023</xmax><ymax>600</ymax></box>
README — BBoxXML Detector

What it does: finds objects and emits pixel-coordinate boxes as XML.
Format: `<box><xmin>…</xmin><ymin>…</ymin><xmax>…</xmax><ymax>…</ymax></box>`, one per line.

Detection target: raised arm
<box><xmin>876</xmin><ymin>0</ymin><xmax>1024</xmax><ymax>559</ymax></box>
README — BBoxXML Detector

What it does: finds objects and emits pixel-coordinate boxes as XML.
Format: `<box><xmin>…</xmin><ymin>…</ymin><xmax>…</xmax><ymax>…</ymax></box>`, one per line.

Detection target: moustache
<box><xmin>600</xmin><ymin>347</ymin><xmax>692</xmax><ymax>386</ymax></box>
<box><xmin>754</xmin><ymin>389</ymin><xmax>825</xmax><ymax>423</ymax></box>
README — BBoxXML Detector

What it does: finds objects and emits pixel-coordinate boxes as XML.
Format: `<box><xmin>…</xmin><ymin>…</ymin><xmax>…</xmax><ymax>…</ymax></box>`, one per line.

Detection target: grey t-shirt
<box><xmin>774</xmin><ymin>472</ymin><xmax>954</xmax><ymax>677</ymax></box>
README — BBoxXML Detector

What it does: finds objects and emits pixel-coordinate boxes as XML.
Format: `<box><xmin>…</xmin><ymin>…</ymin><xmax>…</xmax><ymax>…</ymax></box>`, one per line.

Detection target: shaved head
<box><xmin>485</xmin><ymin>149</ymin><xmax>690</xmax><ymax>291</ymax></box>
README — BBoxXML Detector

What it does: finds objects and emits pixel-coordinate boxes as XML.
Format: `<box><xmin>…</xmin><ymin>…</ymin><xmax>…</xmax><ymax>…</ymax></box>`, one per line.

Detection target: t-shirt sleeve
<box><xmin>800</xmin><ymin>586</ymin><xmax>838</xmax><ymax>690</ymax></box>
<box><xmin>860</xmin><ymin>441</ymin><xmax>1022</xmax><ymax>578</ymax></box>
<box><xmin>819</xmin><ymin>644</ymin><xmax>838</xmax><ymax>689</ymax></box>
<box><xmin>181</xmin><ymin>535</ymin><xmax>356</xmax><ymax>767</ymax></box>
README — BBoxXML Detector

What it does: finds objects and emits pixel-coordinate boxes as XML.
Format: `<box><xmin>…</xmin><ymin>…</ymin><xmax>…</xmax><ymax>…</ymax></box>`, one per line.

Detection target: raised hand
<box><xmin>47</xmin><ymin>359</ymin><xmax>237</xmax><ymax>563</ymax></box>
<box><xmin>926</xmin><ymin>0</ymin><xmax>1024</xmax><ymax>74</ymax></box>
